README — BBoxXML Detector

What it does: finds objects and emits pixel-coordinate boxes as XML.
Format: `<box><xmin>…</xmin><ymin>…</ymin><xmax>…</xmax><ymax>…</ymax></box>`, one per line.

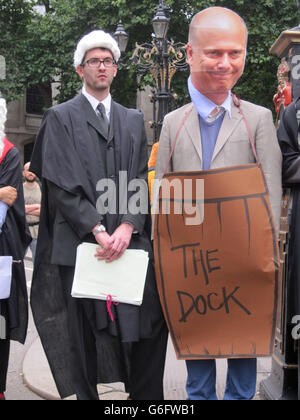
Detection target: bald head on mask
<box><xmin>187</xmin><ymin>7</ymin><xmax>248</xmax><ymax>105</ymax></box>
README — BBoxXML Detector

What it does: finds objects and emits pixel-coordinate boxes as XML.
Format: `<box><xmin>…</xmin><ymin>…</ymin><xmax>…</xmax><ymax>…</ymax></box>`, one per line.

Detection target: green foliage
<box><xmin>0</xmin><ymin>0</ymin><xmax>34</xmax><ymax>100</ymax></box>
<box><xmin>0</xmin><ymin>0</ymin><xmax>299</xmax><ymax>113</ymax></box>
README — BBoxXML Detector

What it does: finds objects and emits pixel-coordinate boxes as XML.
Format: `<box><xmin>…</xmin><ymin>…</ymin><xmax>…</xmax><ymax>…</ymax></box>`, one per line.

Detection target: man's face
<box><xmin>76</xmin><ymin>48</ymin><xmax>117</xmax><ymax>95</ymax></box>
<box><xmin>187</xmin><ymin>25</ymin><xmax>247</xmax><ymax>103</ymax></box>
<box><xmin>23</xmin><ymin>166</ymin><xmax>36</xmax><ymax>183</ymax></box>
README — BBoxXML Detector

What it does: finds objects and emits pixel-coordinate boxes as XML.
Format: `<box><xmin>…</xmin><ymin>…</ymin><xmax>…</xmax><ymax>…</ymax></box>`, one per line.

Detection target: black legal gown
<box><xmin>277</xmin><ymin>100</ymin><xmax>300</xmax><ymax>400</ymax></box>
<box><xmin>0</xmin><ymin>145</ymin><xmax>31</xmax><ymax>343</ymax></box>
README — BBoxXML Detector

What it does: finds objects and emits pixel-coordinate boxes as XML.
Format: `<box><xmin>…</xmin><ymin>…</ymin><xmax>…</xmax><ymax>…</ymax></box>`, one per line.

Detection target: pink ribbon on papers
<box><xmin>106</xmin><ymin>295</ymin><xmax>119</xmax><ymax>322</ymax></box>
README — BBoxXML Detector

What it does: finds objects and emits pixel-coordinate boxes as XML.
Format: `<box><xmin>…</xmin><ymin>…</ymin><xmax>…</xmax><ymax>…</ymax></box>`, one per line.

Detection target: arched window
<box><xmin>26</xmin><ymin>86</ymin><xmax>45</xmax><ymax>115</ymax></box>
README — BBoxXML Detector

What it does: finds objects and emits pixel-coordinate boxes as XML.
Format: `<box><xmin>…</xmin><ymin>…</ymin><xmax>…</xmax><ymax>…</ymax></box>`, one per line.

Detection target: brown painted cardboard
<box><xmin>154</xmin><ymin>164</ymin><xmax>280</xmax><ymax>359</ymax></box>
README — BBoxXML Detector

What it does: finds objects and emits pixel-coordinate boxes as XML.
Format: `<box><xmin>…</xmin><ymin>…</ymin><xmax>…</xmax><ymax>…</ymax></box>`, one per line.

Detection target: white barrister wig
<box><xmin>73</xmin><ymin>30</ymin><xmax>121</xmax><ymax>68</ymax></box>
<box><xmin>0</xmin><ymin>98</ymin><xmax>7</xmax><ymax>158</ymax></box>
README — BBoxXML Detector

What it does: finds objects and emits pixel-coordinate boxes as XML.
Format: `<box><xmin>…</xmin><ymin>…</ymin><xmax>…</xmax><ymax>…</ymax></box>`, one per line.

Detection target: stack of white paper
<box><xmin>0</xmin><ymin>256</ymin><xmax>13</xmax><ymax>299</ymax></box>
<box><xmin>71</xmin><ymin>243</ymin><xmax>149</xmax><ymax>306</ymax></box>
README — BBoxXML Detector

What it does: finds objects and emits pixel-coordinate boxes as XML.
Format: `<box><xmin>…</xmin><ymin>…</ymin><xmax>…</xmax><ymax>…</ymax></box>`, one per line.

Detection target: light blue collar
<box><xmin>188</xmin><ymin>77</ymin><xmax>232</xmax><ymax>120</ymax></box>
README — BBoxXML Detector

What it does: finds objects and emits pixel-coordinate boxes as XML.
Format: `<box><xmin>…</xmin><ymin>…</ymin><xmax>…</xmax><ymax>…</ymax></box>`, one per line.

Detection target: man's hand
<box><xmin>25</xmin><ymin>204</ymin><xmax>41</xmax><ymax>216</ymax></box>
<box><xmin>94</xmin><ymin>231</ymin><xmax>114</xmax><ymax>261</ymax></box>
<box><xmin>95</xmin><ymin>223</ymin><xmax>134</xmax><ymax>263</ymax></box>
<box><xmin>0</xmin><ymin>186</ymin><xmax>17</xmax><ymax>206</ymax></box>
<box><xmin>94</xmin><ymin>231</ymin><xmax>113</xmax><ymax>249</ymax></box>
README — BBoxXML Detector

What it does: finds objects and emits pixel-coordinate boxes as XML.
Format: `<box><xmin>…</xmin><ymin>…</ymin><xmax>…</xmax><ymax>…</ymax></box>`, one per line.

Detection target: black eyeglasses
<box><xmin>81</xmin><ymin>58</ymin><xmax>116</xmax><ymax>68</ymax></box>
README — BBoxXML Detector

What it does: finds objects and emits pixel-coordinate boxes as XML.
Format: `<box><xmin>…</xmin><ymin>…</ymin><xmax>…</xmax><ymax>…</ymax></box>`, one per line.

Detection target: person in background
<box><xmin>23</xmin><ymin>162</ymin><xmax>41</xmax><ymax>263</ymax></box>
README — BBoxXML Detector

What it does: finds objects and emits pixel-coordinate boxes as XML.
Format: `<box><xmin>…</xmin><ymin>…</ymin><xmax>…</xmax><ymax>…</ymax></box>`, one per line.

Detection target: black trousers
<box><xmin>0</xmin><ymin>339</ymin><xmax>10</xmax><ymax>393</ymax></box>
<box><xmin>59</xmin><ymin>266</ymin><xmax>168</xmax><ymax>400</ymax></box>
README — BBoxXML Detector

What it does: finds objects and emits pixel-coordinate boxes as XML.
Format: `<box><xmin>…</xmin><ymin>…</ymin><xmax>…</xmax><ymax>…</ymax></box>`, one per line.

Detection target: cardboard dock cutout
<box><xmin>154</xmin><ymin>164</ymin><xmax>280</xmax><ymax>360</ymax></box>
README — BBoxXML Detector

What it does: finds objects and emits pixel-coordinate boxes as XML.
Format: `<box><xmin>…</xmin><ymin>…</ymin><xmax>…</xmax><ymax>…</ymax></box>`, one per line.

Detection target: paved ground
<box><xmin>5</xmin><ymin>256</ymin><xmax>42</xmax><ymax>400</ymax></box>
<box><xmin>5</xmin><ymin>252</ymin><xmax>272</xmax><ymax>400</ymax></box>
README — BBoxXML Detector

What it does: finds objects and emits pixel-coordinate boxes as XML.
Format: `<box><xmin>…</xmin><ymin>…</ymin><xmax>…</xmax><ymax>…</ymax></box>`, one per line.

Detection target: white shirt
<box><xmin>82</xmin><ymin>86</ymin><xmax>111</xmax><ymax>121</ymax></box>
<box><xmin>188</xmin><ymin>77</ymin><xmax>232</xmax><ymax>121</ymax></box>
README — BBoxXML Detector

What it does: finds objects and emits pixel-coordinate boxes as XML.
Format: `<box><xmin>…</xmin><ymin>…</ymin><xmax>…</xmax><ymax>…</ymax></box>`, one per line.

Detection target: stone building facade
<box><xmin>6</xmin><ymin>94</ymin><xmax>42</xmax><ymax>165</ymax></box>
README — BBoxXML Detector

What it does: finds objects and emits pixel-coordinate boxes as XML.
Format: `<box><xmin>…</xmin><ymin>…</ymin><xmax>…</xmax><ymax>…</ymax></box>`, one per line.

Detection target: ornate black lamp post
<box><xmin>114</xmin><ymin>0</ymin><xmax>188</xmax><ymax>142</ymax></box>
<box><xmin>113</xmin><ymin>20</ymin><xmax>129</xmax><ymax>55</ymax></box>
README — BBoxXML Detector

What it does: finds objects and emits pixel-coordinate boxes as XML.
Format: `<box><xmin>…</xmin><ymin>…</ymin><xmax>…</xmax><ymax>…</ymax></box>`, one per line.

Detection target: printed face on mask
<box><xmin>187</xmin><ymin>18</ymin><xmax>247</xmax><ymax>104</ymax></box>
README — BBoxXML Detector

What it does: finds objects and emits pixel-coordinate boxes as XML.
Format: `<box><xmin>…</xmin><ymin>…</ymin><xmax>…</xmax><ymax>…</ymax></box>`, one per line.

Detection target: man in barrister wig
<box><xmin>277</xmin><ymin>98</ymin><xmax>300</xmax><ymax>400</ymax></box>
<box><xmin>30</xmin><ymin>30</ymin><xmax>168</xmax><ymax>400</ymax></box>
<box><xmin>0</xmin><ymin>97</ymin><xmax>30</xmax><ymax>400</ymax></box>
